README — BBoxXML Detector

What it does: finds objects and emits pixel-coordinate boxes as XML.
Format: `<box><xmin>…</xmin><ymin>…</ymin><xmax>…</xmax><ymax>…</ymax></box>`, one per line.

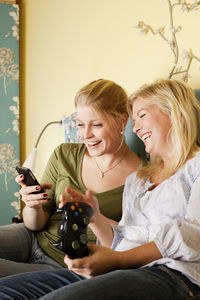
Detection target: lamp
<box><xmin>23</xmin><ymin>120</ymin><xmax>63</xmax><ymax>172</ymax></box>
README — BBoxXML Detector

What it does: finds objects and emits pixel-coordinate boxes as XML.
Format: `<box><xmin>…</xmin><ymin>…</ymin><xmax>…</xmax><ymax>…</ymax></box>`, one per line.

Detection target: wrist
<box><xmin>90</xmin><ymin>210</ymin><xmax>102</xmax><ymax>224</ymax></box>
<box><xmin>23</xmin><ymin>203</ymin><xmax>43</xmax><ymax>212</ymax></box>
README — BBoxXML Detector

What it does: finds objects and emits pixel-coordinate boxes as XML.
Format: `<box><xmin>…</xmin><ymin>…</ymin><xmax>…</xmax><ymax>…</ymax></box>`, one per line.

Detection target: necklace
<box><xmin>94</xmin><ymin>148</ymin><xmax>129</xmax><ymax>178</ymax></box>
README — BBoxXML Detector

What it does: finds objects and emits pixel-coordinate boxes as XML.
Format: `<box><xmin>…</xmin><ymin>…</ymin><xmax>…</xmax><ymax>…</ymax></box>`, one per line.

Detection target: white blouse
<box><xmin>112</xmin><ymin>151</ymin><xmax>200</xmax><ymax>286</ymax></box>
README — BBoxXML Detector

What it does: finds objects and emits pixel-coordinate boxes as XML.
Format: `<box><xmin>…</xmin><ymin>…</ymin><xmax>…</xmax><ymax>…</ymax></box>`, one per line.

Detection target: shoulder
<box><xmin>174</xmin><ymin>151</ymin><xmax>200</xmax><ymax>189</ymax></box>
<box><xmin>124</xmin><ymin>170</ymin><xmax>148</xmax><ymax>196</ymax></box>
<box><xmin>183</xmin><ymin>151</ymin><xmax>200</xmax><ymax>181</ymax></box>
<box><xmin>54</xmin><ymin>143</ymin><xmax>86</xmax><ymax>158</ymax></box>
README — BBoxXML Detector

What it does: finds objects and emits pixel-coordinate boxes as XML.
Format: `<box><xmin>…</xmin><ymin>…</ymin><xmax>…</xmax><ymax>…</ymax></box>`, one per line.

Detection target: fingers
<box><xmin>64</xmin><ymin>244</ymin><xmax>101</xmax><ymax>278</ymax></box>
<box><xmin>15</xmin><ymin>174</ymin><xmax>26</xmax><ymax>186</ymax></box>
<box><xmin>22</xmin><ymin>198</ymin><xmax>50</xmax><ymax>208</ymax></box>
<box><xmin>59</xmin><ymin>188</ymin><xmax>99</xmax><ymax>218</ymax></box>
<box><xmin>58</xmin><ymin>193</ymin><xmax>75</xmax><ymax>208</ymax></box>
<box><xmin>20</xmin><ymin>188</ymin><xmax>51</xmax><ymax>208</ymax></box>
<box><xmin>65</xmin><ymin>187</ymin><xmax>85</xmax><ymax>202</ymax></box>
<box><xmin>64</xmin><ymin>255</ymin><xmax>93</xmax><ymax>278</ymax></box>
<box><xmin>85</xmin><ymin>189</ymin><xmax>97</xmax><ymax>204</ymax></box>
<box><xmin>18</xmin><ymin>180</ymin><xmax>52</xmax><ymax>209</ymax></box>
<box><xmin>64</xmin><ymin>244</ymin><xmax>97</xmax><ymax>268</ymax></box>
<box><xmin>19</xmin><ymin>182</ymin><xmax>52</xmax><ymax>197</ymax></box>
<box><xmin>65</xmin><ymin>187</ymin><xmax>94</xmax><ymax>205</ymax></box>
<box><xmin>20</xmin><ymin>187</ymin><xmax>49</xmax><ymax>199</ymax></box>
<box><xmin>87</xmin><ymin>243</ymin><xmax>97</xmax><ymax>252</ymax></box>
<box><xmin>20</xmin><ymin>185</ymin><xmax>41</xmax><ymax>195</ymax></box>
<box><xmin>85</xmin><ymin>190</ymin><xmax>92</xmax><ymax>197</ymax></box>
<box><xmin>58</xmin><ymin>187</ymin><xmax>88</xmax><ymax>208</ymax></box>
<box><xmin>16</xmin><ymin>174</ymin><xmax>52</xmax><ymax>192</ymax></box>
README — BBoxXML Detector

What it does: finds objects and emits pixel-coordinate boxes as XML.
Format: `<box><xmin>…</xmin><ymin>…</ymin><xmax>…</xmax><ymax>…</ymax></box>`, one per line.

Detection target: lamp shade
<box><xmin>22</xmin><ymin>120</ymin><xmax>63</xmax><ymax>173</ymax></box>
<box><xmin>22</xmin><ymin>147</ymin><xmax>37</xmax><ymax>172</ymax></box>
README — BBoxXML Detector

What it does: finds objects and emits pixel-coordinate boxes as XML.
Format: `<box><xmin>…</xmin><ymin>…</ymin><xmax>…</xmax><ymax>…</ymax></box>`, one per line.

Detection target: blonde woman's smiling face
<box><xmin>76</xmin><ymin>104</ymin><xmax>122</xmax><ymax>157</ymax></box>
<box><xmin>132</xmin><ymin>97</ymin><xmax>172</xmax><ymax>160</ymax></box>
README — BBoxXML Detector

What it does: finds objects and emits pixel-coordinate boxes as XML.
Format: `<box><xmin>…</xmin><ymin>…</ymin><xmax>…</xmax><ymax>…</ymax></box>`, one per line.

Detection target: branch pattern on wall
<box><xmin>135</xmin><ymin>0</ymin><xmax>200</xmax><ymax>82</ymax></box>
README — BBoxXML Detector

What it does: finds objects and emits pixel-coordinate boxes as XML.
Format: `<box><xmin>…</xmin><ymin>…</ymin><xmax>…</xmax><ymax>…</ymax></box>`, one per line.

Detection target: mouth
<box><xmin>86</xmin><ymin>141</ymin><xmax>101</xmax><ymax>148</ymax></box>
<box><xmin>141</xmin><ymin>132</ymin><xmax>152</xmax><ymax>143</ymax></box>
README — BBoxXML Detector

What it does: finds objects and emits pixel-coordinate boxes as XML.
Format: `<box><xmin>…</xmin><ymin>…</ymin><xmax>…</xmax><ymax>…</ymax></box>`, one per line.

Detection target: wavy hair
<box><xmin>128</xmin><ymin>79</ymin><xmax>200</xmax><ymax>180</ymax></box>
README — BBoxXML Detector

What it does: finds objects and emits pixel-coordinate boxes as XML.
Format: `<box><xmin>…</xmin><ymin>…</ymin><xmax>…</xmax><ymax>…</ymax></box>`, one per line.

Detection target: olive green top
<box><xmin>37</xmin><ymin>143</ymin><xmax>124</xmax><ymax>267</ymax></box>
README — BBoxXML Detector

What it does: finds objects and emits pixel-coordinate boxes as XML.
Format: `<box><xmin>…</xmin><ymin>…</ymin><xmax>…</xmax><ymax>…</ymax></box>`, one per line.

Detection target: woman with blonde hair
<box><xmin>128</xmin><ymin>79</ymin><xmax>200</xmax><ymax>182</ymax></box>
<box><xmin>0</xmin><ymin>79</ymin><xmax>141</xmax><ymax>277</ymax></box>
<box><xmin>0</xmin><ymin>79</ymin><xmax>200</xmax><ymax>300</ymax></box>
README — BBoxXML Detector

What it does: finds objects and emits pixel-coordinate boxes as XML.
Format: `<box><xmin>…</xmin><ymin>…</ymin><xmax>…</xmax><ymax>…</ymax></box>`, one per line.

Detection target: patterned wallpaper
<box><xmin>0</xmin><ymin>3</ymin><xmax>20</xmax><ymax>225</ymax></box>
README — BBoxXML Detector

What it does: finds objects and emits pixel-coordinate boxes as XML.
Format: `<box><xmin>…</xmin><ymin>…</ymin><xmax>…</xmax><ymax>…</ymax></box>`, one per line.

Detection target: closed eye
<box><xmin>76</xmin><ymin>123</ymin><xmax>102</xmax><ymax>127</ymax></box>
<box><xmin>93</xmin><ymin>124</ymin><xmax>102</xmax><ymax>127</ymax></box>
<box><xmin>77</xmin><ymin>123</ymin><xmax>84</xmax><ymax>127</ymax></box>
<box><xmin>140</xmin><ymin>113</ymin><xmax>146</xmax><ymax>118</ymax></box>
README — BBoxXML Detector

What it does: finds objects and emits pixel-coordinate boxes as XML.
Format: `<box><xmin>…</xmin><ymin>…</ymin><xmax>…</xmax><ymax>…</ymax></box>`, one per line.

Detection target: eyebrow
<box><xmin>76</xmin><ymin>118</ymin><xmax>101</xmax><ymax>123</ymax></box>
<box><xmin>131</xmin><ymin>108</ymin><xmax>147</xmax><ymax>123</ymax></box>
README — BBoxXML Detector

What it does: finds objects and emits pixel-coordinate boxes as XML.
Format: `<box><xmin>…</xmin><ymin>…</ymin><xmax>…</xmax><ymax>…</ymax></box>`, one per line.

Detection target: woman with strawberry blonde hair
<box><xmin>0</xmin><ymin>79</ymin><xmax>141</xmax><ymax>278</ymax></box>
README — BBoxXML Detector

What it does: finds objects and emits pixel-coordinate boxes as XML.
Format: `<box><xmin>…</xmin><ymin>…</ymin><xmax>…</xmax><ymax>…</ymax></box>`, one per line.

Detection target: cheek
<box><xmin>157</xmin><ymin>123</ymin><xmax>171</xmax><ymax>142</ymax></box>
<box><xmin>161</xmin><ymin>117</ymin><xmax>171</xmax><ymax>137</ymax></box>
<box><xmin>109</xmin><ymin>132</ymin><xmax>122</xmax><ymax>148</ymax></box>
<box><xmin>77</xmin><ymin>128</ymin><xmax>83</xmax><ymax>137</ymax></box>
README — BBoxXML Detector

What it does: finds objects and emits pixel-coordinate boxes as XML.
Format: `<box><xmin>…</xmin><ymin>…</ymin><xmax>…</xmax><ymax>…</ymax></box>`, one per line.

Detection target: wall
<box><xmin>0</xmin><ymin>2</ymin><xmax>20</xmax><ymax>225</ymax></box>
<box><xmin>19</xmin><ymin>0</ymin><xmax>200</xmax><ymax>179</ymax></box>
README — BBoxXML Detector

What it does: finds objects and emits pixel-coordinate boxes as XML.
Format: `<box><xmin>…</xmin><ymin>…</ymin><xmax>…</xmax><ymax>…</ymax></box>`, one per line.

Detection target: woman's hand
<box><xmin>15</xmin><ymin>174</ymin><xmax>52</xmax><ymax>209</ymax></box>
<box><xmin>60</xmin><ymin>187</ymin><xmax>114</xmax><ymax>247</ymax></box>
<box><xmin>64</xmin><ymin>242</ymin><xmax>163</xmax><ymax>279</ymax></box>
<box><xmin>59</xmin><ymin>187</ymin><xmax>100</xmax><ymax>222</ymax></box>
<box><xmin>64</xmin><ymin>244</ymin><xmax>119</xmax><ymax>278</ymax></box>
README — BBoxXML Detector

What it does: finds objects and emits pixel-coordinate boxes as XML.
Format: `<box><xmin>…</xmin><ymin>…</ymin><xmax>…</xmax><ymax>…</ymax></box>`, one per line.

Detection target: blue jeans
<box><xmin>0</xmin><ymin>266</ymin><xmax>200</xmax><ymax>300</ymax></box>
<box><xmin>0</xmin><ymin>223</ymin><xmax>63</xmax><ymax>277</ymax></box>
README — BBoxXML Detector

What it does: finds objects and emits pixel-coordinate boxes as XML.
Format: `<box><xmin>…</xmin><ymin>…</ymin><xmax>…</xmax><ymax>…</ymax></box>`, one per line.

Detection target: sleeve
<box><xmin>40</xmin><ymin>145</ymin><xmax>60</xmax><ymax>214</ymax></box>
<box><xmin>154</xmin><ymin>175</ymin><xmax>200</xmax><ymax>262</ymax></box>
<box><xmin>111</xmin><ymin>175</ymin><xmax>130</xmax><ymax>249</ymax></box>
<box><xmin>40</xmin><ymin>143</ymin><xmax>83</xmax><ymax>215</ymax></box>
<box><xmin>111</xmin><ymin>173</ymin><xmax>149</xmax><ymax>250</ymax></box>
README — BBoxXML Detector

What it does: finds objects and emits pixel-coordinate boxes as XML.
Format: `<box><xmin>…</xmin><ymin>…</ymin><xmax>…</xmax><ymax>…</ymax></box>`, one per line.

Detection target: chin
<box><xmin>88</xmin><ymin>148</ymin><xmax>102</xmax><ymax>157</ymax></box>
<box><xmin>144</xmin><ymin>146</ymin><xmax>151</xmax><ymax>154</ymax></box>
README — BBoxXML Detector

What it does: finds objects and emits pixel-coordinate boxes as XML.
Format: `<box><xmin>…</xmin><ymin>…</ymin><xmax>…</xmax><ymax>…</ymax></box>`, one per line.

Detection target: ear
<box><xmin>120</xmin><ymin>113</ymin><xmax>128</xmax><ymax>130</ymax></box>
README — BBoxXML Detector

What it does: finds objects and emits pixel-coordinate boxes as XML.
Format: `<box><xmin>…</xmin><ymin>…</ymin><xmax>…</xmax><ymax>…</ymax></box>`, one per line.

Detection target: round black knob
<box><xmin>79</xmin><ymin>233</ymin><xmax>88</xmax><ymax>244</ymax></box>
<box><xmin>72</xmin><ymin>223</ymin><xmax>78</xmax><ymax>231</ymax></box>
<box><xmin>72</xmin><ymin>241</ymin><xmax>80</xmax><ymax>250</ymax></box>
<box><xmin>81</xmin><ymin>216</ymin><xmax>90</xmax><ymax>226</ymax></box>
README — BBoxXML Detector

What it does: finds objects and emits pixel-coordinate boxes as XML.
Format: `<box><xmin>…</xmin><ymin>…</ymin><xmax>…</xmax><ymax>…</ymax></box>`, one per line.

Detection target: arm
<box><xmin>89</xmin><ymin>212</ymin><xmax>115</xmax><ymax>247</ymax></box>
<box><xmin>111</xmin><ymin>174</ymin><xmax>200</xmax><ymax>261</ymax></box>
<box><xmin>16</xmin><ymin>174</ymin><xmax>51</xmax><ymax>231</ymax></box>
<box><xmin>66</xmin><ymin>166</ymin><xmax>200</xmax><ymax>278</ymax></box>
<box><xmin>22</xmin><ymin>203</ymin><xmax>50</xmax><ymax>231</ymax></box>
<box><xmin>64</xmin><ymin>241</ymin><xmax>162</xmax><ymax>278</ymax></box>
<box><xmin>154</xmin><ymin>175</ymin><xmax>200</xmax><ymax>261</ymax></box>
<box><xmin>21</xmin><ymin>145</ymin><xmax>62</xmax><ymax>231</ymax></box>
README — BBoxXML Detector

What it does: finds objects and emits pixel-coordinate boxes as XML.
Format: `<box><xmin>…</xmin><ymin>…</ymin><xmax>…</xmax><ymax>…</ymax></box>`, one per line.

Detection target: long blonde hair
<box><xmin>128</xmin><ymin>79</ymin><xmax>200</xmax><ymax>180</ymax></box>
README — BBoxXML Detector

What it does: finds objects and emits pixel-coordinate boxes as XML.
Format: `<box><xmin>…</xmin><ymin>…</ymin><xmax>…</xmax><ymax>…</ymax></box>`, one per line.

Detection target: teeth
<box><xmin>88</xmin><ymin>142</ymin><xmax>99</xmax><ymax>146</ymax></box>
<box><xmin>142</xmin><ymin>132</ymin><xmax>151</xmax><ymax>141</ymax></box>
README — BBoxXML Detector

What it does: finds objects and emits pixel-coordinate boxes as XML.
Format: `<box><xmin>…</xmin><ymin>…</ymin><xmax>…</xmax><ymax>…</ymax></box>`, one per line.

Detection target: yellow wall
<box><xmin>19</xmin><ymin>0</ymin><xmax>200</xmax><ymax>179</ymax></box>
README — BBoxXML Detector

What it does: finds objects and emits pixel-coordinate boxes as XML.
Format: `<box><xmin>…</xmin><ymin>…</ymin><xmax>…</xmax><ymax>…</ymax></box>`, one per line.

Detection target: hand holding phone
<box><xmin>16</xmin><ymin>166</ymin><xmax>45</xmax><ymax>194</ymax></box>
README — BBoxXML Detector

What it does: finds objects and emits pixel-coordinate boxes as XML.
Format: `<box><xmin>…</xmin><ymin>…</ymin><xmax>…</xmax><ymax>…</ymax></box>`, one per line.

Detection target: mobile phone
<box><xmin>15</xmin><ymin>166</ymin><xmax>44</xmax><ymax>194</ymax></box>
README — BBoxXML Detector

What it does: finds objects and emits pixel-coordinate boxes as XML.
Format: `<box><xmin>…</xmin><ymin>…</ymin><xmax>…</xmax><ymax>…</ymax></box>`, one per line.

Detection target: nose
<box><xmin>133</xmin><ymin>120</ymin><xmax>140</xmax><ymax>134</ymax></box>
<box><xmin>83</xmin><ymin>125</ymin><xmax>93</xmax><ymax>139</ymax></box>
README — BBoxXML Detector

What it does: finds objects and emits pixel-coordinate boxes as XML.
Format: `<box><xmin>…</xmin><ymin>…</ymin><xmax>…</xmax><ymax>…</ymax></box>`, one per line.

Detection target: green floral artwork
<box><xmin>0</xmin><ymin>47</ymin><xmax>19</xmax><ymax>95</ymax></box>
<box><xmin>0</xmin><ymin>3</ymin><xmax>20</xmax><ymax>225</ymax></box>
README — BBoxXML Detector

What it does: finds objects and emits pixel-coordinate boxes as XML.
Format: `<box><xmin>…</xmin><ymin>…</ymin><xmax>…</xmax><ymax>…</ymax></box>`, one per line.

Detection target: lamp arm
<box><xmin>34</xmin><ymin>120</ymin><xmax>62</xmax><ymax>148</ymax></box>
